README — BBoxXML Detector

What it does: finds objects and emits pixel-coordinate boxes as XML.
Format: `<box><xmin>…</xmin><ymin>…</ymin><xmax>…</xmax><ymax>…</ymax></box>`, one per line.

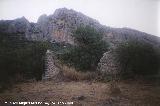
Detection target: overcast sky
<box><xmin>0</xmin><ymin>0</ymin><xmax>159</xmax><ymax>36</ymax></box>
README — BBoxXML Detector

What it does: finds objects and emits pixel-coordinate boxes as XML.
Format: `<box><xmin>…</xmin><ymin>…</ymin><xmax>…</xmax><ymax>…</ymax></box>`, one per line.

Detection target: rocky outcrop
<box><xmin>0</xmin><ymin>17</ymin><xmax>29</xmax><ymax>34</ymax></box>
<box><xmin>0</xmin><ymin>8</ymin><xmax>160</xmax><ymax>47</ymax></box>
<box><xmin>0</xmin><ymin>17</ymin><xmax>46</xmax><ymax>41</ymax></box>
<box><xmin>103</xmin><ymin>27</ymin><xmax>160</xmax><ymax>49</ymax></box>
<box><xmin>0</xmin><ymin>8</ymin><xmax>104</xmax><ymax>44</ymax></box>
<box><xmin>36</xmin><ymin>8</ymin><xmax>104</xmax><ymax>44</ymax></box>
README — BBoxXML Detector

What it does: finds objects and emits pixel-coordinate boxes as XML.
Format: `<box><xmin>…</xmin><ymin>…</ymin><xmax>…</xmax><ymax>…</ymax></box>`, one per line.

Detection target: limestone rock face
<box><xmin>0</xmin><ymin>8</ymin><xmax>105</xmax><ymax>44</ymax></box>
<box><xmin>36</xmin><ymin>8</ymin><xmax>104</xmax><ymax>44</ymax></box>
<box><xmin>1</xmin><ymin>8</ymin><xmax>160</xmax><ymax>47</ymax></box>
<box><xmin>102</xmin><ymin>27</ymin><xmax>160</xmax><ymax>49</ymax></box>
<box><xmin>0</xmin><ymin>17</ymin><xmax>44</xmax><ymax>41</ymax></box>
<box><xmin>0</xmin><ymin>17</ymin><xmax>29</xmax><ymax>34</ymax></box>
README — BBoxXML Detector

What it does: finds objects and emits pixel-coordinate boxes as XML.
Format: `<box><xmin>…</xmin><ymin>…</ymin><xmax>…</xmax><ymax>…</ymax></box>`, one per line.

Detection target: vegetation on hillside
<box><xmin>0</xmin><ymin>32</ymin><xmax>51</xmax><ymax>91</ymax></box>
<box><xmin>0</xmin><ymin>25</ymin><xmax>160</xmax><ymax>92</ymax></box>
<box><xmin>115</xmin><ymin>40</ymin><xmax>160</xmax><ymax>78</ymax></box>
<box><xmin>60</xmin><ymin>26</ymin><xmax>109</xmax><ymax>71</ymax></box>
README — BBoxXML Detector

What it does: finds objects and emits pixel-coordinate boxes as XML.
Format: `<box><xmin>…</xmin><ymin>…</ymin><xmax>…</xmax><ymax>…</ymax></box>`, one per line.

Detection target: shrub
<box><xmin>0</xmin><ymin>32</ymin><xmax>51</xmax><ymax>91</ymax></box>
<box><xmin>116</xmin><ymin>40</ymin><xmax>160</xmax><ymax>77</ymax></box>
<box><xmin>60</xmin><ymin>26</ymin><xmax>109</xmax><ymax>71</ymax></box>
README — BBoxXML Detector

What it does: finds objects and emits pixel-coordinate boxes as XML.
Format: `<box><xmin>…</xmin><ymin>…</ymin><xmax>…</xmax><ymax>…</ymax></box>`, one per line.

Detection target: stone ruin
<box><xmin>98</xmin><ymin>50</ymin><xmax>121</xmax><ymax>75</ymax></box>
<box><xmin>42</xmin><ymin>50</ymin><xmax>61</xmax><ymax>80</ymax></box>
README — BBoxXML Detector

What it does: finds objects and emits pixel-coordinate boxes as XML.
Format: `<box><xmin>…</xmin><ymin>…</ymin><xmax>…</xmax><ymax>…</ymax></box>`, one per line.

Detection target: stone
<box><xmin>98</xmin><ymin>50</ymin><xmax>121</xmax><ymax>75</ymax></box>
<box><xmin>72</xmin><ymin>95</ymin><xmax>86</xmax><ymax>101</ymax></box>
<box><xmin>109</xmin><ymin>83</ymin><xmax>121</xmax><ymax>96</ymax></box>
<box><xmin>42</xmin><ymin>50</ymin><xmax>61</xmax><ymax>80</ymax></box>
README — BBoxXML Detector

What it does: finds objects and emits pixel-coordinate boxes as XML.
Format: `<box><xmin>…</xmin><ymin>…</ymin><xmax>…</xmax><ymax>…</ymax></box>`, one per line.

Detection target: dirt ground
<box><xmin>0</xmin><ymin>80</ymin><xmax>160</xmax><ymax>106</ymax></box>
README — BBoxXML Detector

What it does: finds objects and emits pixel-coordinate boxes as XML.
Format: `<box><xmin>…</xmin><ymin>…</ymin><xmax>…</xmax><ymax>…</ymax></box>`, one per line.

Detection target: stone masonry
<box><xmin>42</xmin><ymin>50</ymin><xmax>60</xmax><ymax>80</ymax></box>
<box><xmin>98</xmin><ymin>50</ymin><xmax>121</xmax><ymax>75</ymax></box>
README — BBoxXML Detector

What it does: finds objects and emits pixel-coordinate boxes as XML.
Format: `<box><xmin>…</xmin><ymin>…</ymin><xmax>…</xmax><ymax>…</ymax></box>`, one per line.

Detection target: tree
<box><xmin>60</xmin><ymin>26</ymin><xmax>109</xmax><ymax>71</ymax></box>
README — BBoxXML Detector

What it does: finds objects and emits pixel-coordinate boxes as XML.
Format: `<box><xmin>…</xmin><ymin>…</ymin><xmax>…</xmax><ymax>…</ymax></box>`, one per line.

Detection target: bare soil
<box><xmin>0</xmin><ymin>80</ymin><xmax>160</xmax><ymax>106</ymax></box>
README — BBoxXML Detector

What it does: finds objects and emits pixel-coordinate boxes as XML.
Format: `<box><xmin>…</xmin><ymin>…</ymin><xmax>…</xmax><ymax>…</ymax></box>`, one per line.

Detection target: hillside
<box><xmin>0</xmin><ymin>8</ymin><xmax>160</xmax><ymax>47</ymax></box>
<box><xmin>0</xmin><ymin>8</ymin><xmax>160</xmax><ymax>106</ymax></box>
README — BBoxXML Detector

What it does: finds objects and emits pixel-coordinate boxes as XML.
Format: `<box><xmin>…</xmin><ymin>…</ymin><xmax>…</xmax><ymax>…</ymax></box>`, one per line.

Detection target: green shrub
<box><xmin>0</xmin><ymin>32</ymin><xmax>51</xmax><ymax>91</ymax></box>
<box><xmin>116</xmin><ymin>40</ymin><xmax>160</xmax><ymax>77</ymax></box>
<box><xmin>60</xmin><ymin>26</ymin><xmax>109</xmax><ymax>71</ymax></box>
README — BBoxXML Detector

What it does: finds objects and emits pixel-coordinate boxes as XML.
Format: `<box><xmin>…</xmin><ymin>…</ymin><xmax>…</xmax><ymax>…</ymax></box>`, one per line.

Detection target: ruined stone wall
<box><xmin>98</xmin><ymin>50</ymin><xmax>121</xmax><ymax>75</ymax></box>
<box><xmin>42</xmin><ymin>50</ymin><xmax>60</xmax><ymax>80</ymax></box>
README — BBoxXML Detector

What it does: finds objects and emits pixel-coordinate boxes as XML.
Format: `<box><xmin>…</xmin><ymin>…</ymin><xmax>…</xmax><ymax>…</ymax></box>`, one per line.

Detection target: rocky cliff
<box><xmin>0</xmin><ymin>8</ymin><xmax>103</xmax><ymax>44</ymax></box>
<box><xmin>0</xmin><ymin>8</ymin><xmax>160</xmax><ymax>47</ymax></box>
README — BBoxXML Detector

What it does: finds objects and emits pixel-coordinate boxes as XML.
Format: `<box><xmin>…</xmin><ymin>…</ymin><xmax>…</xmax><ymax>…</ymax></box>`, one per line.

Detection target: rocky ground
<box><xmin>0</xmin><ymin>80</ymin><xmax>160</xmax><ymax>106</ymax></box>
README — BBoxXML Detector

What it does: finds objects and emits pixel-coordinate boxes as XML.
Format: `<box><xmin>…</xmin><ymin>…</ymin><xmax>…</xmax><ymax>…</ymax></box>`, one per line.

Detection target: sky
<box><xmin>159</xmin><ymin>0</ymin><xmax>160</xmax><ymax>36</ymax></box>
<box><xmin>0</xmin><ymin>0</ymin><xmax>159</xmax><ymax>36</ymax></box>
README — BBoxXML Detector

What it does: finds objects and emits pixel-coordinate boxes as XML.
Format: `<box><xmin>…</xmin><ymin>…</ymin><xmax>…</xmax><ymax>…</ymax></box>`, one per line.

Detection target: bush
<box><xmin>116</xmin><ymin>40</ymin><xmax>160</xmax><ymax>77</ymax></box>
<box><xmin>60</xmin><ymin>26</ymin><xmax>109</xmax><ymax>71</ymax></box>
<box><xmin>0</xmin><ymin>32</ymin><xmax>51</xmax><ymax>91</ymax></box>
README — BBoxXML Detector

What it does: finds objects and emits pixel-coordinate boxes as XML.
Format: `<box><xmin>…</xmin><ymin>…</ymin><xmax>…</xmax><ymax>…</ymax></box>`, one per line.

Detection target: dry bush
<box><xmin>60</xmin><ymin>64</ymin><xmax>97</xmax><ymax>81</ymax></box>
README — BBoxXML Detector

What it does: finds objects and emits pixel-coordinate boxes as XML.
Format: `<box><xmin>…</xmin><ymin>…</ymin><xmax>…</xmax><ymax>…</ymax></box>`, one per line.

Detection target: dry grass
<box><xmin>60</xmin><ymin>64</ymin><xmax>97</xmax><ymax>81</ymax></box>
<box><xmin>0</xmin><ymin>80</ymin><xmax>160</xmax><ymax>106</ymax></box>
<box><xmin>0</xmin><ymin>81</ymin><xmax>110</xmax><ymax>106</ymax></box>
<box><xmin>1</xmin><ymin>60</ymin><xmax>160</xmax><ymax>105</ymax></box>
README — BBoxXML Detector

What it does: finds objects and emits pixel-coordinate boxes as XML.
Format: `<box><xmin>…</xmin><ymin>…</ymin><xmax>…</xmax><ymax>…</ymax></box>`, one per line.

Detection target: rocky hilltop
<box><xmin>0</xmin><ymin>8</ymin><xmax>160</xmax><ymax>47</ymax></box>
<box><xmin>0</xmin><ymin>8</ymin><xmax>103</xmax><ymax>44</ymax></box>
